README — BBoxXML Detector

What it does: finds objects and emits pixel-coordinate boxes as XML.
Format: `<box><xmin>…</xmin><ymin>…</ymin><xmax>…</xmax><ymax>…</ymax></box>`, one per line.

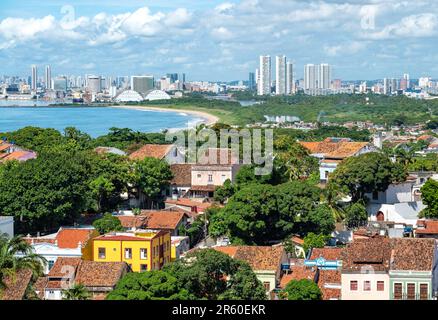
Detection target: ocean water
<box><xmin>0</xmin><ymin>106</ymin><xmax>201</xmax><ymax>137</ymax></box>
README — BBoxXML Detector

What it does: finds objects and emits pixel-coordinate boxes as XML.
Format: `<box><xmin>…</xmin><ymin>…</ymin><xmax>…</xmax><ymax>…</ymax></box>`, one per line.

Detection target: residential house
<box><xmin>0</xmin><ymin>269</ymin><xmax>33</xmax><ymax>300</ymax></box>
<box><xmin>165</xmin><ymin>198</ymin><xmax>214</xmax><ymax>216</ymax></box>
<box><xmin>214</xmin><ymin>245</ymin><xmax>288</xmax><ymax>298</ymax></box>
<box><xmin>92</xmin><ymin>230</ymin><xmax>171</xmax><ymax>272</ymax></box>
<box><xmin>171</xmin><ymin>236</ymin><xmax>190</xmax><ymax>261</ymax></box>
<box><xmin>0</xmin><ymin>216</ymin><xmax>13</xmax><ymax>238</ymax></box>
<box><xmin>128</xmin><ymin>144</ymin><xmax>185</xmax><ymax>164</ymax></box>
<box><xmin>366</xmin><ymin>176</ymin><xmax>426</xmax><ymax>227</ymax></box>
<box><xmin>24</xmin><ymin>226</ymin><xmax>99</xmax><ymax>274</ymax></box>
<box><xmin>0</xmin><ymin>140</ymin><xmax>37</xmax><ymax>162</ymax></box>
<box><xmin>299</xmin><ymin>137</ymin><xmax>376</xmax><ymax>183</ymax></box>
<box><xmin>169</xmin><ymin>164</ymin><xmax>192</xmax><ymax>198</ymax></box>
<box><xmin>389</xmin><ymin>238</ymin><xmax>437</xmax><ymax>300</ymax></box>
<box><xmin>115</xmin><ymin>209</ymin><xmax>190</xmax><ymax>236</ymax></box>
<box><xmin>341</xmin><ymin>238</ymin><xmax>392</xmax><ymax>300</ymax></box>
<box><xmin>36</xmin><ymin>257</ymin><xmax>128</xmax><ymax>300</ymax></box>
<box><xmin>415</xmin><ymin>220</ymin><xmax>438</xmax><ymax>239</ymax></box>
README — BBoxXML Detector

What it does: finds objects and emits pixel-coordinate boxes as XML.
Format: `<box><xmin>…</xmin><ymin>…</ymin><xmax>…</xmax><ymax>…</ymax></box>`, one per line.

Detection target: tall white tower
<box><xmin>319</xmin><ymin>64</ymin><xmax>331</xmax><ymax>89</ymax></box>
<box><xmin>258</xmin><ymin>55</ymin><xmax>271</xmax><ymax>96</ymax></box>
<box><xmin>286</xmin><ymin>62</ymin><xmax>294</xmax><ymax>95</ymax></box>
<box><xmin>31</xmin><ymin>65</ymin><xmax>38</xmax><ymax>91</ymax></box>
<box><xmin>275</xmin><ymin>55</ymin><xmax>286</xmax><ymax>95</ymax></box>
<box><xmin>45</xmin><ymin>65</ymin><xmax>52</xmax><ymax>90</ymax></box>
<box><xmin>304</xmin><ymin>64</ymin><xmax>316</xmax><ymax>90</ymax></box>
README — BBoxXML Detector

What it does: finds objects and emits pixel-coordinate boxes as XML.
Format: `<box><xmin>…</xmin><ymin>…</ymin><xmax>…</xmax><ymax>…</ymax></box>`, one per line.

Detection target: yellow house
<box><xmin>92</xmin><ymin>230</ymin><xmax>171</xmax><ymax>272</ymax></box>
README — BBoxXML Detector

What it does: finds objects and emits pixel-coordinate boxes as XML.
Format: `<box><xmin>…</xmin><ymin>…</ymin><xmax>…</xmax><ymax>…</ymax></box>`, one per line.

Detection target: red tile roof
<box><xmin>170</xmin><ymin>164</ymin><xmax>192</xmax><ymax>185</ymax></box>
<box><xmin>416</xmin><ymin>220</ymin><xmax>438</xmax><ymax>235</ymax></box>
<box><xmin>48</xmin><ymin>257</ymin><xmax>82</xmax><ymax>278</ymax></box>
<box><xmin>0</xmin><ymin>269</ymin><xmax>33</xmax><ymax>300</ymax></box>
<box><xmin>310</xmin><ymin>247</ymin><xmax>343</xmax><ymax>261</ymax></box>
<box><xmin>299</xmin><ymin>141</ymin><xmax>370</xmax><ymax>160</ymax></box>
<box><xmin>116</xmin><ymin>210</ymin><xmax>188</xmax><ymax>231</ymax></box>
<box><xmin>390</xmin><ymin>238</ymin><xmax>436</xmax><ymax>271</ymax></box>
<box><xmin>318</xmin><ymin>270</ymin><xmax>341</xmax><ymax>300</ymax></box>
<box><xmin>341</xmin><ymin>238</ymin><xmax>392</xmax><ymax>272</ymax></box>
<box><xmin>129</xmin><ymin>144</ymin><xmax>173</xmax><ymax>161</ymax></box>
<box><xmin>75</xmin><ymin>261</ymin><xmax>127</xmax><ymax>288</ymax></box>
<box><xmin>56</xmin><ymin>228</ymin><xmax>96</xmax><ymax>249</ymax></box>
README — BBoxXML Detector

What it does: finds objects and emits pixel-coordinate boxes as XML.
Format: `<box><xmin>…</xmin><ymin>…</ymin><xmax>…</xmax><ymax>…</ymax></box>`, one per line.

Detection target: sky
<box><xmin>1</xmin><ymin>0</ymin><xmax>438</xmax><ymax>81</ymax></box>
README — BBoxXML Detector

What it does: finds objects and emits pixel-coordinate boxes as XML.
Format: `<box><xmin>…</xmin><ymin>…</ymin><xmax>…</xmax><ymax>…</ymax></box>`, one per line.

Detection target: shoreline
<box><xmin>111</xmin><ymin>105</ymin><xmax>219</xmax><ymax>126</ymax></box>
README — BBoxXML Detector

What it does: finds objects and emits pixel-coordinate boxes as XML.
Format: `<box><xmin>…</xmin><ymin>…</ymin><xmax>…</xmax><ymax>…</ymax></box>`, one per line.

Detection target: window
<box><xmin>98</xmin><ymin>248</ymin><xmax>106</xmax><ymax>259</ymax></box>
<box><xmin>420</xmin><ymin>284</ymin><xmax>428</xmax><ymax>300</ymax></box>
<box><xmin>124</xmin><ymin>248</ymin><xmax>132</xmax><ymax>259</ymax></box>
<box><xmin>197</xmin><ymin>174</ymin><xmax>202</xmax><ymax>179</ymax></box>
<box><xmin>394</xmin><ymin>283</ymin><xmax>403</xmax><ymax>300</ymax></box>
<box><xmin>377</xmin><ymin>281</ymin><xmax>385</xmax><ymax>291</ymax></box>
<box><xmin>364</xmin><ymin>281</ymin><xmax>371</xmax><ymax>291</ymax></box>
<box><xmin>407</xmin><ymin>283</ymin><xmax>416</xmax><ymax>300</ymax></box>
<box><xmin>140</xmin><ymin>248</ymin><xmax>148</xmax><ymax>260</ymax></box>
<box><xmin>48</xmin><ymin>260</ymin><xmax>55</xmax><ymax>271</ymax></box>
<box><xmin>325</xmin><ymin>171</ymin><xmax>329</xmax><ymax>179</ymax></box>
<box><xmin>140</xmin><ymin>264</ymin><xmax>148</xmax><ymax>272</ymax></box>
<box><xmin>208</xmin><ymin>174</ymin><xmax>213</xmax><ymax>183</ymax></box>
<box><xmin>350</xmin><ymin>281</ymin><xmax>358</xmax><ymax>291</ymax></box>
<box><xmin>263</xmin><ymin>282</ymin><xmax>271</xmax><ymax>292</ymax></box>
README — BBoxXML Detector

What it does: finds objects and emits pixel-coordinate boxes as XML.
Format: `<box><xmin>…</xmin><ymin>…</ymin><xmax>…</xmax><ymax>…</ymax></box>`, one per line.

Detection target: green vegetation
<box><xmin>108</xmin><ymin>249</ymin><xmax>267</xmax><ymax>300</ymax></box>
<box><xmin>62</xmin><ymin>284</ymin><xmax>91</xmax><ymax>300</ymax></box>
<box><xmin>92</xmin><ymin>213</ymin><xmax>124</xmax><ymax>234</ymax></box>
<box><xmin>345</xmin><ymin>202</ymin><xmax>369</xmax><ymax>229</ymax></box>
<box><xmin>0</xmin><ymin>235</ymin><xmax>46</xmax><ymax>294</ymax></box>
<box><xmin>283</xmin><ymin>279</ymin><xmax>322</xmax><ymax>300</ymax></box>
<box><xmin>420</xmin><ymin>179</ymin><xmax>438</xmax><ymax>218</ymax></box>
<box><xmin>303</xmin><ymin>233</ymin><xmax>329</xmax><ymax>254</ymax></box>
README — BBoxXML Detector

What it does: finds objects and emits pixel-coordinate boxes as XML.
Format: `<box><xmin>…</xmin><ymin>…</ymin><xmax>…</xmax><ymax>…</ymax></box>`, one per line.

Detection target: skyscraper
<box><xmin>87</xmin><ymin>75</ymin><xmax>102</xmax><ymax>94</ymax></box>
<box><xmin>249</xmin><ymin>72</ymin><xmax>256</xmax><ymax>91</ymax></box>
<box><xmin>45</xmin><ymin>65</ymin><xmax>52</xmax><ymax>90</ymax></box>
<box><xmin>131</xmin><ymin>75</ymin><xmax>154</xmax><ymax>95</ymax></box>
<box><xmin>275</xmin><ymin>55</ymin><xmax>287</xmax><ymax>95</ymax></box>
<box><xmin>258</xmin><ymin>55</ymin><xmax>271</xmax><ymax>96</ymax></box>
<box><xmin>31</xmin><ymin>65</ymin><xmax>38</xmax><ymax>91</ymax></box>
<box><xmin>304</xmin><ymin>64</ymin><xmax>316</xmax><ymax>90</ymax></box>
<box><xmin>403</xmin><ymin>73</ymin><xmax>410</xmax><ymax>89</ymax></box>
<box><xmin>286</xmin><ymin>62</ymin><xmax>294</xmax><ymax>95</ymax></box>
<box><xmin>319</xmin><ymin>64</ymin><xmax>331</xmax><ymax>90</ymax></box>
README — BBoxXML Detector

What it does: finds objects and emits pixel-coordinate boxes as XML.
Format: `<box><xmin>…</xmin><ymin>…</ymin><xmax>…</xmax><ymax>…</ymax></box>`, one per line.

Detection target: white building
<box><xmin>87</xmin><ymin>75</ymin><xmax>102</xmax><ymax>94</ymax></box>
<box><xmin>114</xmin><ymin>90</ymin><xmax>144</xmax><ymax>102</ymax></box>
<box><xmin>45</xmin><ymin>65</ymin><xmax>52</xmax><ymax>90</ymax></box>
<box><xmin>31</xmin><ymin>65</ymin><xmax>38</xmax><ymax>91</ymax></box>
<box><xmin>258</xmin><ymin>55</ymin><xmax>271</xmax><ymax>95</ymax></box>
<box><xmin>286</xmin><ymin>62</ymin><xmax>294</xmax><ymax>95</ymax></box>
<box><xmin>275</xmin><ymin>55</ymin><xmax>286</xmax><ymax>95</ymax></box>
<box><xmin>144</xmin><ymin>89</ymin><xmax>171</xmax><ymax>101</ymax></box>
<box><xmin>0</xmin><ymin>216</ymin><xmax>13</xmax><ymax>238</ymax></box>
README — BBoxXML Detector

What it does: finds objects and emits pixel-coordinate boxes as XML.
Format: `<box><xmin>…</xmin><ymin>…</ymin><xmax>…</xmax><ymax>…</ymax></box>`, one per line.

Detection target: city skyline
<box><xmin>1</xmin><ymin>1</ymin><xmax>438</xmax><ymax>80</ymax></box>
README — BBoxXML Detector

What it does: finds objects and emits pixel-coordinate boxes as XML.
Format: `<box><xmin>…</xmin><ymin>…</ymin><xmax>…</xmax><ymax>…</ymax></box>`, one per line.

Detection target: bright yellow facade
<box><xmin>92</xmin><ymin>231</ymin><xmax>171</xmax><ymax>272</ymax></box>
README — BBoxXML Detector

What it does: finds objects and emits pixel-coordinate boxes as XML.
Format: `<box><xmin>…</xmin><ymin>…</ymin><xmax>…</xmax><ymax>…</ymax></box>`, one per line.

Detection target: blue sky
<box><xmin>1</xmin><ymin>0</ymin><xmax>438</xmax><ymax>81</ymax></box>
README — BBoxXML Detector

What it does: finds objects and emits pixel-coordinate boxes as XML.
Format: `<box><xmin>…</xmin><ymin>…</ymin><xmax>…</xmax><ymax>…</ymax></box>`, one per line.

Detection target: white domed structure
<box><xmin>144</xmin><ymin>90</ymin><xmax>171</xmax><ymax>101</ymax></box>
<box><xmin>114</xmin><ymin>90</ymin><xmax>144</xmax><ymax>102</ymax></box>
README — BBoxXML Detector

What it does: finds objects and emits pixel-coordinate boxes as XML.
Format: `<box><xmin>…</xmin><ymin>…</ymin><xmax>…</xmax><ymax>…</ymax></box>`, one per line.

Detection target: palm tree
<box><xmin>323</xmin><ymin>182</ymin><xmax>347</xmax><ymax>222</ymax></box>
<box><xmin>0</xmin><ymin>234</ymin><xmax>46</xmax><ymax>292</ymax></box>
<box><xmin>62</xmin><ymin>283</ymin><xmax>90</xmax><ymax>300</ymax></box>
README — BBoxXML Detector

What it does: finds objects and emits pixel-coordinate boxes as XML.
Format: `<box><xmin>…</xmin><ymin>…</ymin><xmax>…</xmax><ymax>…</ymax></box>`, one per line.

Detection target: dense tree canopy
<box><xmin>283</xmin><ymin>279</ymin><xmax>322</xmax><ymax>300</ymax></box>
<box><xmin>92</xmin><ymin>213</ymin><xmax>124</xmax><ymax>234</ymax></box>
<box><xmin>420</xmin><ymin>179</ymin><xmax>438</xmax><ymax>218</ymax></box>
<box><xmin>345</xmin><ymin>202</ymin><xmax>368</xmax><ymax>229</ymax></box>
<box><xmin>330</xmin><ymin>152</ymin><xmax>407</xmax><ymax>202</ymax></box>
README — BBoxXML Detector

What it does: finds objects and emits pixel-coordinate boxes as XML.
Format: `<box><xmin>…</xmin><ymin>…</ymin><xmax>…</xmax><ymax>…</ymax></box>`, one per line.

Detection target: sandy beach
<box><xmin>112</xmin><ymin>105</ymin><xmax>219</xmax><ymax>126</ymax></box>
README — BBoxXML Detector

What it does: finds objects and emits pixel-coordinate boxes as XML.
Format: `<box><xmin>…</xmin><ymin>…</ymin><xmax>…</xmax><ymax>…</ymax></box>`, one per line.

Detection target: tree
<box><xmin>106</xmin><ymin>271</ymin><xmax>192</xmax><ymax>300</ymax></box>
<box><xmin>0</xmin><ymin>149</ymin><xmax>94</xmax><ymax>233</ymax></box>
<box><xmin>89</xmin><ymin>176</ymin><xmax>115</xmax><ymax>213</ymax></box>
<box><xmin>345</xmin><ymin>202</ymin><xmax>368</xmax><ymax>229</ymax></box>
<box><xmin>297</xmin><ymin>204</ymin><xmax>336</xmax><ymax>236</ymax></box>
<box><xmin>92</xmin><ymin>213</ymin><xmax>124</xmax><ymax>234</ymax></box>
<box><xmin>235</xmin><ymin>165</ymin><xmax>274</xmax><ymax>186</ymax></box>
<box><xmin>283</xmin><ymin>279</ymin><xmax>322</xmax><ymax>300</ymax></box>
<box><xmin>211</xmin><ymin>184</ymin><xmax>279</xmax><ymax>245</ymax></box>
<box><xmin>133</xmin><ymin>157</ymin><xmax>173</xmax><ymax>208</ymax></box>
<box><xmin>2</xmin><ymin>126</ymin><xmax>64</xmax><ymax>151</ymax></box>
<box><xmin>330</xmin><ymin>152</ymin><xmax>407</xmax><ymax>202</ymax></box>
<box><xmin>62</xmin><ymin>283</ymin><xmax>90</xmax><ymax>300</ymax></box>
<box><xmin>164</xmin><ymin>249</ymin><xmax>266</xmax><ymax>300</ymax></box>
<box><xmin>303</xmin><ymin>233</ymin><xmax>328</xmax><ymax>254</ymax></box>
<box><xmin>0</xmin><ymin>235</ymin><xmax>46</xmax><ymax>292</ymax></box>
<box><xmin>420</xmin><ymin>179</ymin><xmax>438</xmax><ymax>218</ymax></box>
<box><xmin>214</xmin><ymin>179</ymin><xmax>237</xmax><ymax>204</ymax></box>
<box><xmin>274</xmin><ymin>135</ymin><xmax>319</xmax><ymax>181</ymax></box>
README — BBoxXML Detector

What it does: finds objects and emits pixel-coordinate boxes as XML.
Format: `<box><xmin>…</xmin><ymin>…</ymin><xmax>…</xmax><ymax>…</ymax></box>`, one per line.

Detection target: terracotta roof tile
<box><xmin>214</xmin><ymin>246</ymin><xmax>286</xmax><ymax>271</ymax></box>
<box><xmin>390</xmin><ymin>238</ymin><xmax>436</xmax><ymax>271</ymax></box>
<box><xmin>75</xmin><ymin>261</ymin><xmax>127</xmax><ymax>288</ymax></box>
<box><xmin>318</xmin><ymin>270</ymin><xmax>341</xmax><ymax>300</ymax></box>
<box><xmin>170</xmin><ymin>164</ymin><xmax>192</xmax><ymax>185</ymax></box>
<box><xmin>341</xmin><ymin>238</ymin><xmax>392</xmax><ymax>272</ymax></box>
<box><xmin>116</xmin><ymin>210</ymin><xmax>188</xmax><ymax>230</ymax></box>
<box><xmin>129</xmin><ymin>144</ymin><xmax>173</xmax><ymax>161</ymax></box>
<box><xmin>48</xmin><ymin>257</ymin><xmax>82</xmax><ymax>278</ymax></box>
<box><xmin>299</xmin><ymin>141</ymin><xmax>370</xmax><ymax>159</ymax></box>
<box><xmin>56</xmin><ymin>228</ymin><xmax>96</xmax><ymax>249</ymax></box>
<box><xmin>1</xmin><ymin>269</ymin><xmax>33</xmax><ymax>300</ymax></box>
<box><xmin>280</xmin><ymin>266</ymin><xmax>316</xmax><ymax>289</ymax></box>
<box><xmin>310</xmin><ymin>247</ymin><xmax>343</xmax><ymax>261</ymax></box>
<box><xmin>416</xmin><ymin>220</ymin><xmax>438</xmax><ymax>235</ymax></box>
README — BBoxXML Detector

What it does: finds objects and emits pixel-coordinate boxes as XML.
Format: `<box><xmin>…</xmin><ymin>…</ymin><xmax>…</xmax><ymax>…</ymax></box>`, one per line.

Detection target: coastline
<box><xmin>111</xmin><ymin>105</ymin><xmax>219</xmax><ymax>126</ymax></box>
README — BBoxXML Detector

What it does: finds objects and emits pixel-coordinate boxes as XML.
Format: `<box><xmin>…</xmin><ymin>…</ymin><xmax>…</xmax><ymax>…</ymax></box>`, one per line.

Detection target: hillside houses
<box><xmin>0</xmin><ymin>140</ymin><xmax>37</xmax><ymax>162</ymax></box>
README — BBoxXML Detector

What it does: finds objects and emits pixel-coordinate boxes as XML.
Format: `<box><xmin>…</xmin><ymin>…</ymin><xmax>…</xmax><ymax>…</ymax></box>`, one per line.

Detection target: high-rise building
<box><xmin>255</xmin><ymin>69</ymin><xmax>260</xmax><ymax>86</ymax></box>
<box><xmin>87</xmin><ymin>75</ymin><xmax>102</xmax><ymax>94</ymax></box>
<box><xmin>166</xmin><ymin>73</ymin><xmax>178</xmax><ymax>84</ymax></box>
<box><xmin>45</xmin><ymin>65</ymin><xmax>51</xmax><ymax>90</ymax></box>
<box><xmin>258</xmin><ymin>55</ymin><xmax>271</xmax><ymax>96</ymax></box>
<box><xmin>53</xmin><ymin>76</ymin><xmax>68</xmax><ymax>92</ymax></box>
<box><xmin>383</xmin><ymin>78</ymin><xmax>390</xmax><ymax>95</ymax></box>
<box><xmin>304</xmin><ymin>64</ymin><xmax>317</xmax><ymax>90</ymax></box>
<box><xmin>248</xmin><ymin>72</ymin><xmax>256</xmax><ymax>91</ymax></box>
<box><xmin>319</xmin><ymin>64</ymin><xmax>331</xmax><ymax>90</ymax></box>
<box><xmin>131</xmin><ymin>75</ymin><xmax>154</xmax><ymax>95</ymax></box>
<box><xmin>275</xmin><ymin>55</ymin><xmax>286</xmax><ymax>95</ymax></box>
<box><xmin>286</xmin><ymin>62</ymin><xmax>294</xmax><ymax>95</ymax></box>
<box><xmin>403</xmin><ymin>73</ymin><xmax>410</xmax><ymax>89</ymax></box>
<box><xmin>31</xmin><ymin>65</ymin><xmax>38</xmax><ymax>91</ymax></box>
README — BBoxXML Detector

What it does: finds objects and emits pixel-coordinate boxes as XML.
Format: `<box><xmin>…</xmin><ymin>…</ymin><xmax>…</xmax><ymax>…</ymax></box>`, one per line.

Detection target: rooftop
<box><xmin>299</xmin><ymin>138</ymin><xmax>370</xmax><ymax>160</ymax></box>
<box><xmin>128</xmin><ymin>144</ymin><xmax>173</xmax><ymax>161</ymax></box>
